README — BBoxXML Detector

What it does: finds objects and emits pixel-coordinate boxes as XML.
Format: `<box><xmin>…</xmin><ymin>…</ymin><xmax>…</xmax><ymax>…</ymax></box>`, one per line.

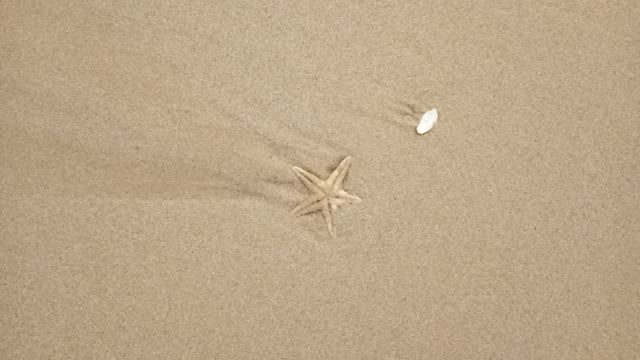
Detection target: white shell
<box><xmin>416</xmin><ymin>108</ymin><xmax>438</xmax><ymax>135</ymax></box>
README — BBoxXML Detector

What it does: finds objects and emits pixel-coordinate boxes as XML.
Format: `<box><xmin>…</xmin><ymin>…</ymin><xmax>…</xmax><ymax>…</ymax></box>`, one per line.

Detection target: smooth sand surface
<box><xmin>2</xmin><ymin>1</ymin><xmax>638</xmax><ymax>358</ymax></box>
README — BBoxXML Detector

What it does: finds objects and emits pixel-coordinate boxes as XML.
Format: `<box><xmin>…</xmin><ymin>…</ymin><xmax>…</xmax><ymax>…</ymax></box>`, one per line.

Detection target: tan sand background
<box><xmin>1</xmin><ymin>1</ymin><xmax>639</xmax><ymax>359</ymax></box>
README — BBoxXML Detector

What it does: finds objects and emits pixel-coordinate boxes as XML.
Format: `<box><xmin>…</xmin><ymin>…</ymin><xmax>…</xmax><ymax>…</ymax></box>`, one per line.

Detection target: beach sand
<box><xmin>1</xmin><ymin>1</ymin><xmax>638</xmax><ymax>358</ymax></box>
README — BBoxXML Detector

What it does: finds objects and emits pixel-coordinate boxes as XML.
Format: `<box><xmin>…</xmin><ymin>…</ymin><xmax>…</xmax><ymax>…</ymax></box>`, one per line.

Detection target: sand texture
<box><xmin>1</xmin><ymin>1</ymin><xmax>639</xmax><ymax>359</ymax></box>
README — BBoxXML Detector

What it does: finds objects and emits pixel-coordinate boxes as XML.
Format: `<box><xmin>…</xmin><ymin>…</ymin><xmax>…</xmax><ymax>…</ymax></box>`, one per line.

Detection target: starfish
<box><xmin>292</xmin><ymin>156</ymin><xmax>362</xmax><ymax>237</ymax></box>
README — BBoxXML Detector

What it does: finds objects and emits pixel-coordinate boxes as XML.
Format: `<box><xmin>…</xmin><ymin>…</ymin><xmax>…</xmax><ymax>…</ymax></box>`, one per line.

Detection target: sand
<box><xmin>1</xmin><ymin>1</ymin><xmax>638</xmax><ymax>358</ymax></box>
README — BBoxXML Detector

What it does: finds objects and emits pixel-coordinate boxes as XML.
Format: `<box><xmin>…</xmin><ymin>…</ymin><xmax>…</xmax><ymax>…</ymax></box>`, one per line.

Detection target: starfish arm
<box><xmin>292</xmin><ymin>166</ymin><xmax>325</xmax><ymax>195</ymax></box>
<box><xmin>292</xmin><ymin>195</ymin><xmax>324</xmax><ymax>216</ymax></box>
<box><xmin>336</xmin><ymin>190</ymin><xmax>362</xmax><ymax>204</ymax></box>
<box><xmin>327</xmin><ymin>156</ymin><xmax>352</xmax><ymax>190</ymax></box>
<box><xmin>321</xmin><ymin>201</ymin><xmax>337</xmax><ymax>238</ymax></box>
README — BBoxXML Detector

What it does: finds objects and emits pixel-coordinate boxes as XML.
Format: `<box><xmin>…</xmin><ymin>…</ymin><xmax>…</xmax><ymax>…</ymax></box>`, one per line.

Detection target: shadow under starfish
<box><xmin>292</xmin><ymin>156</ymin><xmax>362</xmax><ymax>237</ymax></box>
